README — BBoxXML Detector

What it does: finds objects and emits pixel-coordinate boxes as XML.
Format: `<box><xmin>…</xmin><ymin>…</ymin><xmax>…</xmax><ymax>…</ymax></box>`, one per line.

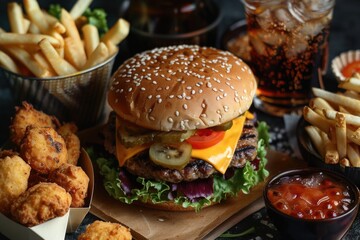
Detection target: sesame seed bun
<box><xmin>108</xmin><ymin>45</ymin><xmax>256</xmax><ymax>131</ymax></box>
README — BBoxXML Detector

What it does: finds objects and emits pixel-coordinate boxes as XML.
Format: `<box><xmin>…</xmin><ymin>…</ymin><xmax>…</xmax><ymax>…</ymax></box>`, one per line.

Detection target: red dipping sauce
<box><xmin>267</xmin><ymin>172</ymin><xmax>352</xmax><ymax>220</ymax></box>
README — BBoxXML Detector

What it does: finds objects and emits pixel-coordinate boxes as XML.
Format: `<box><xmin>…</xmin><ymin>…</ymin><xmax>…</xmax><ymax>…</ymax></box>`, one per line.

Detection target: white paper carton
<box><xmin>0</xmin><ymin>149</ymin><xmax>94</xmax><ymax>239</ymax></box>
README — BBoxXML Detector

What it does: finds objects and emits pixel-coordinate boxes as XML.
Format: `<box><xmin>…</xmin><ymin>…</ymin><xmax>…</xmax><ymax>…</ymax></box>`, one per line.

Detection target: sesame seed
<box><xmin>149</xmin><ymin>116</ymin><xmax>155</xmax><ymax>121</ymax></box>
<box><xmin>175</xmin><ymin>111</ymin><xmax>179</xmax><ymax>116</ymax></box>
<box><xmin>183</xmin><ymin>104</ymin><xmax>188</xmax><ymax>110</ymax></box>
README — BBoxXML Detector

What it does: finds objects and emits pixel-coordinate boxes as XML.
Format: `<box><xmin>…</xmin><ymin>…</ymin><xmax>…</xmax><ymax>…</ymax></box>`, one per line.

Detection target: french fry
<box><xmin>339</xmin><ymin>105</ymin><xmax>351</xmax><ymax>114</ymax></box>
<box><xmin>0</xmin><ymin>32</ymin><xmax>60</xmax><ymax>47</ymax></box>
<box><xmin>349</xmin><ymin>127</ymin><xmax>360</xmax><ymax>145</ymax></box>
<box><xmin>28</xmin><ymin>22</ymin><xmax>40</xmax><ymax>34</ymax></box>
<box><xmin>338</xmin><ymin>77</ymin><xmax>360</xmax><ymax>92</ymax></box>
<box><xmin>313</xmin><ymin>107</ymin><xmax>325</xmax><ymax>117</ymax></box>
<box><xmin>347</xmin><ymin>144</ymin><xmax>360</xmax><ymax>167</ymax></box>
<box><xmin>303</xmin><ymin>106</ymin><xmax>333</xmax><ymax>133</ymax></box>
<box><xmin>320</xmin><ymin>130</ymin><xmax>339</xmax><ymax>164</ymax></box>
<box><xmin>0</xmin><ymin>50</ymin><xmax>20</xmax><ymax>74</ymax></box>
<box><xmin>23</xmin><ymin>18</ymin><xmax>31</xmax><ymax>33</ymax></box>
<box><xmin>8</xmin><ymin>2</ymin><xmax>26</xmax><ymax>34</ymax></box>
<box><xmin>340</xmin><ymin>158</ymin><xmax>351</xmax><ymax>167</ymax></box>
<box><xmin>305</xmin><ymin>126</ymin><xmax>325</xmax><ymax>158</ymax></box>
<box><xmin>104</xmin><ymin>41</ymin><xmax>119</xmax><ymax>56</ymax></box>
<box><xmin>42</xmin><ymin>10</ymin><xmax>58</xmax><ymax>26</ymax></box>
<box><xmin>309</xmin><ymin>97</ymin><xmax>334</xmax><ymax>110</ymax></box>
<box><xmin>82</xmin><ymin>42</ymin><xmax>109</xmax><ymax>70</ymax></box>
<box><xmin>82</xmin><ymin>24</ymin><xmax>99</xmax><ymax>57</ymax></box>
<box><xmin>312</xmin><ymin>87</ymin><xmax>360</xmax><ymax>113</ymax></box>
<box><xmin>353</xmin><ymin>73</ymin><xmax>360</xmax><ymax>79</ymax></box>
<box><xmin>335</xmin><ymin>113</ymin><xmax>347</xmax><ymax>159</ymax></box>
<box><xmin>7</xmin><ymin>46</ymin><xmax>50</xmax><ymax>77</ymax></box>
<box><xmin>51</xmin><ymin>32</ymin><xmax>65</xmax><ymax>58</ymax></box>
<box><xmin>39</xmin><ymin>38</ymin><xmax>77</xmax><ymax>76</ymax></box>
<box><xmin>33</xmin><ymin>52</ymin><xmax>56</xmax><ymax>77</ymax></box>
<box><xmin>101</xmin><ymin>18</ymin><xmax>130</xmax><ymax>45</ymax></box>
<box><xmin>64</xmin><ymin>37</ymin><xmax>87</xmax><ymax>69</ymax></box>
<box><xmin>323</xmin><ymin>109</ymin><xmax>360</xmax><ymax>127</ymax></box>
<box><xmin>342</xmin><ymin>90</ymin><xmax>360</xmax><ymax>100</ymax></box>
<box><xmin>51</xmin><ymin>22</ymin><xmax>66</xmax><ymax>35</ymax></box>
<box><xmin>61</xmin><ymin>8</ymin><xmax>87</xmax><ymax>68</ymax></box>
<box><xmin>70</xmin><ymin>0</ymin><xmax>93</xmax><ymax>19</ymax></box>
<box><xmin>23</xmin><ymin>0</ymin><xmax>50</xmax><ymax>33</ymax></box>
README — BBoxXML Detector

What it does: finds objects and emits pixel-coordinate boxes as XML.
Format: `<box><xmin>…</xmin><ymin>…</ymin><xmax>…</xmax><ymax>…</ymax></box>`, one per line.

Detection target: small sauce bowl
<box><xmin>264</xmin><ymin>168</ymin><xmax>359</xmax><ymax>240</ymax></box>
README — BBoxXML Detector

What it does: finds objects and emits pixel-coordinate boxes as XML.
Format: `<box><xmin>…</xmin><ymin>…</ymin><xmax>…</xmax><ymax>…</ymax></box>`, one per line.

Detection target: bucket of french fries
<box><xmin>0</xmin><ymin>0</ymin><xmax>129</xmax><ymax>129</ymax></box>
<box><xmin>297</xmin><ymin>72</ymin><xmax>360</xmax><ymax>186</ymax></box>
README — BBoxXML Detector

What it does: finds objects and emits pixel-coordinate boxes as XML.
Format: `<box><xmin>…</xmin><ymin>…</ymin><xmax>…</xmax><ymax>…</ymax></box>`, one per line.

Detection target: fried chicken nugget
<box><xmin>49</xmin><ymin>163</ymin><xmax>89</xmax><ymax>207</ymax></box>
<box><xmin>10</xmin><ymin>102</ymin><xmax>59</xmax><ymax>146</ymax></box>
<box><xmin>10</xmin><ymin>182</ymin><xmax>72</xmax><ymax>227</ymax></box>
<box><xmin>78</xmin><ymin>220</ymin><xmax>132</xmax><ymax>240</ymax></box>
<box><xmin>0</xmin><ymin>155</ymin><xmax>31</xmax><ymax>215</ymax></box>
<box><xmin>58</xmin><ymin>123</ymin><xmax>81</xmax><ymax>165</ymax></box>
<box><xmin>20</xmin><ymin>126</ymin><xmax>68</xmax><ymax>174</ymax></box>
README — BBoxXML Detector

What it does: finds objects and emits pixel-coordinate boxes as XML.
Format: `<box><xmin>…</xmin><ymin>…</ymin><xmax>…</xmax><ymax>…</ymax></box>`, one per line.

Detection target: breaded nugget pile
<box><xmin>0</xmin><ymin>101</ymin><xmax>90</xmax><ymax>227</ymax></box>
<box><xmin>78</xmin><ymin>220</ymin><xmax>132</xmax><ymax>240</ymax></box>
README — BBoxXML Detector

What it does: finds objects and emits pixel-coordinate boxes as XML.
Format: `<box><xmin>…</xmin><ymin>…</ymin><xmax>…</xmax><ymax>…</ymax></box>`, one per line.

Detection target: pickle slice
<box><xmin>154</xmin><ymin>130</ymin><xmax>195</xmax><ymax>143</ymax></box>
<box><xmin>119</xmin><ymin>119</ymin><xmax>195</xmax><ymax>147</ymax></box>
<box><xmin>210</xmin><ymin>120</ymin><xmax>233</xmax><ymax>131</ymax></box>
<box><xmin>117</xmin><ymin>123</ymin><xmax>155</xmax><ymax>148</ymax></box>
<box><xmin>149</xmin><ymin>142</ymin><xmax>192</xmax><ymax>170</ymax></box>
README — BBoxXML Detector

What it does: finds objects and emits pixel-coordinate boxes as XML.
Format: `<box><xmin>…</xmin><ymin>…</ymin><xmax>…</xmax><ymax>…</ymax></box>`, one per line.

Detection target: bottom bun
<box><xmin>133</xmin><ymin>200</ymin><xmax>219</xmax><ymax>212</ymax></box>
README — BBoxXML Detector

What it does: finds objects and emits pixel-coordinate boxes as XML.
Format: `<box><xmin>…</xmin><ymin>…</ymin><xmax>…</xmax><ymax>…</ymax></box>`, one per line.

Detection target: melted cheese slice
<box><xmin>116</xmin><ymin>112</ymin><xmax>254</xmax><ymax>174</ymax></box>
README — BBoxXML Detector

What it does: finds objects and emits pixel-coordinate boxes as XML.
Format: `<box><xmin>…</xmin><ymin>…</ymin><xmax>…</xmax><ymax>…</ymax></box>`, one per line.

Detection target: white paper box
<box><xmin>0</xmin><ymin>149</ymin><xmax>94</xmax><ymax>239</ymax></box>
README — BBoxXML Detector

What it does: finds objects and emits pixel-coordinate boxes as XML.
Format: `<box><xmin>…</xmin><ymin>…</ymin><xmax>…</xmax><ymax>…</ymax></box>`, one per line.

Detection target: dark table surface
<box><xmin>0</xmin><ymin>0</ymin><xmax>360</xmax><ymax>239</ymax></box>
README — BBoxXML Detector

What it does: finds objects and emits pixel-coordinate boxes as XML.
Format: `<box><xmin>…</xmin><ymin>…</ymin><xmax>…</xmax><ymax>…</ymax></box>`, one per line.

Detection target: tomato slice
<box><xmin>341</xmin><ymin>61</ymin><xmax>360</xmax><ymax>78</ymax></box>
<box><xmin>186</xmin><ymin>129</ymin><xmax>225</xmax><ymax>149</ymax></box>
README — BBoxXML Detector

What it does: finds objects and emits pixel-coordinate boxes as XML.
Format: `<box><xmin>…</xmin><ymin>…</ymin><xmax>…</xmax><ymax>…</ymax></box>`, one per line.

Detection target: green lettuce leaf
<box><xmin>90</xmin><ymin>121</ymin><xmax>270</xmax><ymax>212</ymax></box>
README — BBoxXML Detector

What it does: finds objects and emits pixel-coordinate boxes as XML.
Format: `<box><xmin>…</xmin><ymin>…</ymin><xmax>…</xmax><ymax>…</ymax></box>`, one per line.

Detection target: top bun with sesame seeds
<box><xmin>108</xmin><ymin>45</ymin><xmax>257</xmax><ymax>132</ymax></box>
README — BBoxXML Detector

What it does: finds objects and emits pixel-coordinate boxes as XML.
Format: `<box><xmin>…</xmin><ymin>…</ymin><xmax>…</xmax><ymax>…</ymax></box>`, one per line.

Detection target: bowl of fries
<box><xmin>297</xmin><ymin>73</ymin><xmax>360</xmax><ymax>187</ymax></box>
<box><xmin>0</xmin><ymin>0</ymin><xmax>130</xmax><ymax>129</ymax></box>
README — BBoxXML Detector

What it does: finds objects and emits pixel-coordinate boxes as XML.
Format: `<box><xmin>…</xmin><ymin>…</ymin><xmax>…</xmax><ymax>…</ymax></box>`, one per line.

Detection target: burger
<box><xmin>96</xmin><ymin>45</ymin><xmax>269</xmax><ymax>211</ymax></box>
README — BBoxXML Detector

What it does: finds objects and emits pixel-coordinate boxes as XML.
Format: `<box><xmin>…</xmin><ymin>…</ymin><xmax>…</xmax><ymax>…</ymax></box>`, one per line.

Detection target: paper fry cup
<box><xmin>331</xmin><ymin>49</ymin><xmax>360</xmax><ymax>82</ymax></box>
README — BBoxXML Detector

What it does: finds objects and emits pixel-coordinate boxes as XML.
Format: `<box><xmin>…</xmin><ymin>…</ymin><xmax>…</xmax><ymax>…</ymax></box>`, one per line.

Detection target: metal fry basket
<box><xmin>1</xmin><ymin>52</ymin><xmax>117</xmax><ymax>129</ymax></box>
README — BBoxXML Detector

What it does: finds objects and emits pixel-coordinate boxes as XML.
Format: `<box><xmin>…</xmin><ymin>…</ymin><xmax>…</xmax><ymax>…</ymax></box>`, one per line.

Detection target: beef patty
<box><xmin>123</xmin><ymin>119</ymin><xmax>258</xmax><ymax>183</ymax></box>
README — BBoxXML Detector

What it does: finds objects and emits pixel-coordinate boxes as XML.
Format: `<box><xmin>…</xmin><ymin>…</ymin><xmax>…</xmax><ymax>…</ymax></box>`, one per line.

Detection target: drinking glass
<box><xmin>242</xmin><ymin>0</ymin><xmax>335</xmax><ymax>116</ymax></box>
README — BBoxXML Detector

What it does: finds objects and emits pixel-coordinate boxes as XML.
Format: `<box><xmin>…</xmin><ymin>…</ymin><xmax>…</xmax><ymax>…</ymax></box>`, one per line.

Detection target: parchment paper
<box><xmin>89</xmin><ymin>148</ymin><xmax>306</xmax><ymax>240</ymax></box>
